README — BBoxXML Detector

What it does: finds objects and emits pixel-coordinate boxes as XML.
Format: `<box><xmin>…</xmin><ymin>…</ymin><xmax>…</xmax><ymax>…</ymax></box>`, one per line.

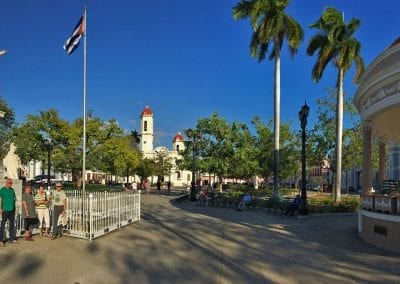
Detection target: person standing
<box><xmin>22</xmin><ymin>185</ymin><xmax>38</xmax><ymax>241</ymax></box>
<box><xmin>0</xmin><ymin>178</ymin><xmax>17</xmax><ymax>246</ymax></box>
<box><xmin>35</xmin><ymin>184</ymin><xmax>51</xmax><ymax>237</ymax></box>
<box><xmin>51</xmin><ymin>182</ymin><xmax>67</xmax><ymax>240</ymax></box>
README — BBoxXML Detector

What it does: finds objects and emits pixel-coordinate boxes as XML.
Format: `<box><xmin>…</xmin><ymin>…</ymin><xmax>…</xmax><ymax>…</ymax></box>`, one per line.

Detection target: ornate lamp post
<box><xmin>44</xmin><ymin>138</ymin><xmax>53</xmax><ymax>190</ymax></box>
<box><xmin>298</xmin><ymin>102</ymin><xmax>310</xmax><ymax>215</ymax></box>
<box><xmin>186</xmin><ymin>129</ymin><xmax>198</xmax><ymax>202</ymax></box>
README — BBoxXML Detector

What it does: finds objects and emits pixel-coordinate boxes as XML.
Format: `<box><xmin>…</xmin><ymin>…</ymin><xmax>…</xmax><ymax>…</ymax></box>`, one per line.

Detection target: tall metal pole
<box><xmin>47</xmin><ymin>145</ymin><xmax>51</xmax><ymax>189</ymax></box>
<box><xmin>190</xmin><ymin>137</ymin><xmax>196</xmax><ymax>201</ymax></box>
<box><xmin>82</xmin><ymin>6</ymin><xmax>87</xmax><ymax>195</ymax></box>
<box><xmin>301</xmin><ymin>121</ymin><xmax>307</xmax><ymax>202</ymax></box>
<box><xmin>299</xmin><ymin>103</ymin><xmax>309</xmax><ymax>215</ymax></box>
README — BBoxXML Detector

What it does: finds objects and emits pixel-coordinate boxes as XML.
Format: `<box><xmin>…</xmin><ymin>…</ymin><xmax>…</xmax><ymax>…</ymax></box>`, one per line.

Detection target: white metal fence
<box><xmin>1</xmin><ymin>190</ymin><xmax>141</xmax><ymax>241</ymax></box>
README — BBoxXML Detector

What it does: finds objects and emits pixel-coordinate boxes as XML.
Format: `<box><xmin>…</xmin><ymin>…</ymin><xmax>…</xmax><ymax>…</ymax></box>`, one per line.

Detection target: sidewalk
<box><xmin>1</xmin><ymin>192</ymin><xmax>399</xmax><ymax>284</ymax></box>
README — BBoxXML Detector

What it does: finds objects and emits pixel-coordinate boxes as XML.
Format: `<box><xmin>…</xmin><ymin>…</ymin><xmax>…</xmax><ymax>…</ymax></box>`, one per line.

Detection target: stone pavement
<box><xmin>1</xmin><ymin>191</ymin><xmax>399</xmax><ymax>284</ymax></box>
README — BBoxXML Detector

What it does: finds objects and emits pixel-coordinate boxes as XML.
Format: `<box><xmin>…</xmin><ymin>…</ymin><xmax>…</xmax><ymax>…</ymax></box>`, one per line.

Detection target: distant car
<box><xmin>312</xmin><ymin>186</ymin><xmax>321</xmax><ymax>191</ymax></box>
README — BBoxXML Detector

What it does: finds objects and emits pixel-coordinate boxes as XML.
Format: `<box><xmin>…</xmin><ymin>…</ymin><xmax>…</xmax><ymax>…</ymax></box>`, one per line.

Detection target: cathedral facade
<box><xmin>138</xmin><ymin>106</ymin><xmax>192</xmax><ymax>187</ymax></box>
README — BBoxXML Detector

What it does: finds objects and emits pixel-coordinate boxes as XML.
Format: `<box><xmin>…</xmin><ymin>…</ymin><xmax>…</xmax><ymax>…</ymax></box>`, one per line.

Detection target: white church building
<box><xmin>137</xmin><ymin>105</ymin><xmax>192</xmax><ymax>187</ymax></box>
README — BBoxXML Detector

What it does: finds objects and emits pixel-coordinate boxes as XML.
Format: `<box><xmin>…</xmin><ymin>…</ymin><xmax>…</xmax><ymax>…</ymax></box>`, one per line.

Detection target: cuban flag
<box><xmin>63</xmin><ymin>16</ymin><xmax>84</xmax><ymax>55</ymax></box>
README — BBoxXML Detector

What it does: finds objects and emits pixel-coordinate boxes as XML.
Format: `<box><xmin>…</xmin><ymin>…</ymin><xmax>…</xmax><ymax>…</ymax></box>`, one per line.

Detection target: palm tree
<box><xmin>233</xmin><ymin>0</ymin><xmax>303</xmax><ymax>199</ymax></box>
<box><xmin>307</xmin><ymin>7</ymin><xmax>364</xmax><ymax>202</ymax></box>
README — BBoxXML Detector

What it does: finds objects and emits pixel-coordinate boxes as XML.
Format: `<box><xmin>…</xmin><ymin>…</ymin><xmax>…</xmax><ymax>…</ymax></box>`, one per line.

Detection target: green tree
<box><xmin>154</xmin><ymin>149</ymin><xmax>173</xmax><ymax>183</ymax></box>
<box><xmin>14</xmin><ymin>109</ymin><xmax>128</xmax><ymax>185</ymax></box>
<box><xmin>101</xmin><ymin>136</ymin><xmax>140</xmax><ymax>181</ymax></box>
<box><xmin>194</xmin><ymin>114</ymin><xmax>234</xmax><ymax>192</ymax></box>
<box><xmin>233</xmin><ymin>0</ymin><xmax>304</xmax><ymax>198</ymax></box>
<box><xmin>0</xmin><ymin>97</ymin><xmax>16</xmax><ymax>160</ymax></box>
<box><xmin>279</xmin><ymin>123</ymin><xmax>301</xmax><ymax>186</ymax></box>
<box><xmin>136</xmin><ymin>157</ymin><xmax>155</xmax><ymax>186</ymax></box>
<box><xmin>13</xmin><ymin>109</ymin><xmax>70</xmax><ymax>173</ymax></box>
<box><xmin>252</xmin><ymin>116</ymin><xmax>299</xmax><ymax>188</ymax></box>
<box><xmin>252</xmin><ymin>117</ymin><xmax>274</xmax><ymax>180</ymax></box>
<box><xmin>180</xmin><ymin>114</ymin><xmax>254</xmax><ymax>192</ymax></box>
<box><xmin>125</xmin><ymin>130</ymin><xmax>141</xmax><ymax>183</ymax></box>
<box><xmin>307</xmin><ymin>7</ymin><xmax>364</xmax><ymax>202</ymax></box>
<box><xmin>228</xmin><ymin>122</ymin><xmax>258</xmax><ymax>181</ymax></box>
<box><xmin>65</xmin><ymin>115</ymin><xmax>125</xmax><ymax>183</ymax></box>
<box><xmin>309</xmin><ymin>89</ymin><xmax>367</xmax><ymax>193</ymax></box>
<box><xmin>128</xmin><ymin>130</ymin><xmax>140</xmax><ymax>150</ymax></box>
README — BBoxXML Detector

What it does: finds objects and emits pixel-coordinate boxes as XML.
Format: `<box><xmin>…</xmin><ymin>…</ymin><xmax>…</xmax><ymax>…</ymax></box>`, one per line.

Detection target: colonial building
<box><xmin>138</xmin><ymin>105</ymin><xmax>192</xmax><ymax>187</ymax></box>
<box><xmin>354</xmin><ymin>37</ymin><xmax>400</xmax><ymax>253</ymax></box>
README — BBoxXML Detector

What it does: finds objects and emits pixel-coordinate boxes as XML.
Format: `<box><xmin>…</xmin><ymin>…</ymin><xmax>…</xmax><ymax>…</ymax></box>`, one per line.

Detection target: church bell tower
<box><xmin>139</xmin><ymin>106</ymin><xmax>154</xmax><ymax>154</ymax></box>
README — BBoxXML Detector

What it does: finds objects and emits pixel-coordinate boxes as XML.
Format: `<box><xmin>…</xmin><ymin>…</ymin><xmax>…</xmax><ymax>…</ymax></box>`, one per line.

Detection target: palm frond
<box><xmin>353</xmin><ymin>55</ymin><xmax>364</xmax><ymax>84</ymax></box>
<box><xmin>232</xmin><ymin>0</ymin><xmax>255</xmax><ymax>20</ymax></box>
<box><xmin>307</xmin><ymin>6</ymin><xmax>364</xmax><ymax>85</ymax></box>
<box><xmin>233</xmin><ymin>0</ymin><xmax>302</xmax><ymax>62</ymax></box>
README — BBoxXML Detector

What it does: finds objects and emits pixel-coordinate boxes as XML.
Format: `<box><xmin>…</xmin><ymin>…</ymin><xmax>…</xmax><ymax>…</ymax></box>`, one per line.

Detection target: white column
<box><xmin>361</xmin><ymin>123</ymin><xmax>372</xmax><ymax>194</ymax></box>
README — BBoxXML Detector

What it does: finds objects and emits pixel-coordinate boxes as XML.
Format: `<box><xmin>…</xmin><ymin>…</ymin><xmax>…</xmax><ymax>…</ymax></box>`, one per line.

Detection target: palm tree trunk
<box><xmin>273</xmin><ymin>55</ymin><xmax>281</xmax><ymax>199</ymax></box>
<box><xmin>335</xmin><ymin>69</ymin><xmax>344</xmax><ymax>203</ymax></box>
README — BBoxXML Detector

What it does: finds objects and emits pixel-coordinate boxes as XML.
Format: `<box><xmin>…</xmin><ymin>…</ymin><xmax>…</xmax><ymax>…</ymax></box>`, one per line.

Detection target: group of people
<box><xmin>0</xmin><ymin>178</ymin><xmax>67</xmax><ymax>247</ymax></box>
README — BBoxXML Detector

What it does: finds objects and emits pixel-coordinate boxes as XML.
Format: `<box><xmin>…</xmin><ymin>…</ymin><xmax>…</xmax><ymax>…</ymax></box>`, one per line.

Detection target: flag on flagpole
<box><xmin>63</xmin><ymin>16</ymin><xmax>85</xmax><ymax>55</ymax></box>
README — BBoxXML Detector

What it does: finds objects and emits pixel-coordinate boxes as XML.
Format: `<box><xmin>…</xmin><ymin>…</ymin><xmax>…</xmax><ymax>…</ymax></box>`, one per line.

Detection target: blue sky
<box><xmin>0</xmin><ymin>0</ymin><xmax>399</xmax><ymax>148</ymax></box>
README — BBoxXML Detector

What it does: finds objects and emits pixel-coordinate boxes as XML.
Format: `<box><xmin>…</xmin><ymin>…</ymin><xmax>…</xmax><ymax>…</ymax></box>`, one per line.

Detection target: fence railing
<box><xmin>1</xmin><ymin>190</ymin><xmax>141</xmax><ymax>241</ymax></box>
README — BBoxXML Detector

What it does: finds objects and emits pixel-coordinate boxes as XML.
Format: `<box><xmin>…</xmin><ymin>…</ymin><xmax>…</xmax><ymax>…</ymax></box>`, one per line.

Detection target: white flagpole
<box><xmin>82</xmin><ymin>6</ymin><xmax>87</xmax><ymax>196</ymax></box>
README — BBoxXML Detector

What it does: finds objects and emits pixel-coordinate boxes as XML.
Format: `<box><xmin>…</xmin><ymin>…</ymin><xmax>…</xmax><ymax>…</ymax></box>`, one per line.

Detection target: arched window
<box><xmin>176</xmin><ymin>145</ymin><xmax>180</xmax><ymax>151</ymax></box>
<box><xmin>144</xmin><ymin>120</ymin><xmax>147</xmax><ymax>132</ymax></box>
<box><xmin>175</xmin><ymin>171</ymin><xmax>181</xmax><ymax>179</ymax></box>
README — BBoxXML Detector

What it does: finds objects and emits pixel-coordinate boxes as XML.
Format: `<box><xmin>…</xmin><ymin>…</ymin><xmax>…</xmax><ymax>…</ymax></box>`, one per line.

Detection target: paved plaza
<box><xmin>0</xmin><ymin>191</ymin><xmax>399</xmax><ymax>284</ymax></box>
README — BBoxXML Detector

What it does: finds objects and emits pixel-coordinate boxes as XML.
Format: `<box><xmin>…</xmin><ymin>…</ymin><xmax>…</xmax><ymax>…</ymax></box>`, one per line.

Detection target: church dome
<box><xmin>173</xmin><ymin>132</ymin><xmax>184</xmax><ymax>142</ymax></box>
<box><xmin>141</xmin><ymin>105</ymin><xmax>153</xmax><ymax>117</ymax></box>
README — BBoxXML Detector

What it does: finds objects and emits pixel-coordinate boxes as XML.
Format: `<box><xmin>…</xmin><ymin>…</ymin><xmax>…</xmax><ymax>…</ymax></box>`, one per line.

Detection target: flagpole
<box><xmin>82</xmin><ymin>6</ymin><xmax>87</xmax><ymax>196</ymax></box>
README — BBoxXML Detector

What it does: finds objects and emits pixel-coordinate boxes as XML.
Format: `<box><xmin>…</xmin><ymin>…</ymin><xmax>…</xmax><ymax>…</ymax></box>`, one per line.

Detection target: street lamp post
<box><xmin>44</xmin><ymin>138</ymin><xmax>52</xmax><ymax>190</ymax></box>
<box><xmin>186</xmin><ymin>129</ymin><xmax>198</xmax><ymax>202</ymax></box>
<box><xmin>298</xmin><ymin>102</ymin><xmax>310</xmax><ymax>215</ymax></box>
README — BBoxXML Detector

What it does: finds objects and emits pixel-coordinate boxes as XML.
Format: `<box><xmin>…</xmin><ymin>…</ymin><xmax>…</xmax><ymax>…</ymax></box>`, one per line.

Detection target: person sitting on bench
<box><xmin>285</xmin><ymin>194</ymin><xmax>301</xmax><ymax>216</ymax></box>
<box><xmin>237</xmin><ymin>192</ymin><xmax>252</xmax><ymax>211</ymax></box>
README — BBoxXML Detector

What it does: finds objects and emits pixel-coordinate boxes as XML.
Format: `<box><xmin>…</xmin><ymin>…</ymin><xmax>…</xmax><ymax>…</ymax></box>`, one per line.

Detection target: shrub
<box><xmin>300</xmin><ymin>196</ymin><xmax>359</xmax><ymax>213</ymax></box>
<box><xmin>334</xmin><ymin>197</ymin><xmax>359</xmax><ymax>212</ymax></box>
<box><xmin>63</xmin><ymin>183</ymin><xmax>125</xmax><ymax>192</ymax></box>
